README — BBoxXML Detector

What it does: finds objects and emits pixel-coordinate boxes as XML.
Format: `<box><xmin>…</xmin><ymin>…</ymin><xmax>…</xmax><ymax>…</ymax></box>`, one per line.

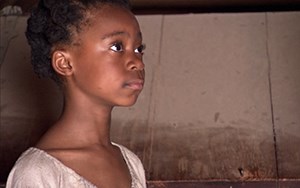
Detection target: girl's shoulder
<box><xmin>10</xmin><ymin>147</ymin><xmax>57</xmax><ymax>174</ymax></box>
<box><xmin>6</xmin><ymin>147</ymin><xmax>96</xmax><ymax>188</ymax></box>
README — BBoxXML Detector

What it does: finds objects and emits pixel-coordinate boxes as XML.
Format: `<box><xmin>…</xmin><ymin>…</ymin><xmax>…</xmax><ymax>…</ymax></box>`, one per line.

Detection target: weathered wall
<box><xmin>1</xmin><ymin>12</ymin><xmax>300</xmax><ymax>183</ymax></box>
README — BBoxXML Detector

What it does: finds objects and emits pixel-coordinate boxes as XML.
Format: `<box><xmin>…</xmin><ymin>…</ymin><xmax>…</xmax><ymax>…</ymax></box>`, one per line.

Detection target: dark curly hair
<box><xmin>25</xmin><ymin>0</ymin><xmax>130</xmax><ymax>83</ymax></box>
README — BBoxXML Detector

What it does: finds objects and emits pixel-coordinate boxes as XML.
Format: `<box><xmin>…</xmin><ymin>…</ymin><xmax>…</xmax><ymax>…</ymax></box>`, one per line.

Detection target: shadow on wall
<box><xmin>0</xmin><ymin>15</ymin><xmax>63</xmax><ymax>182</ymax></box>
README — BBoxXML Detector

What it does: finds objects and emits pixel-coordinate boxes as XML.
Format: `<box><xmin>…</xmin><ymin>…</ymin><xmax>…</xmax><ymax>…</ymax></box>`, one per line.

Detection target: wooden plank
<box><xmin>147</xmin><ymin>180</ymin><xmax>300</xmax><ymax>188</ymax></box>
<box><xmin>147</xmin><ymin>13</ymin><xmax>276</xmax><ymax>180</ymax></box>
<box><xmin>2</xmin><ymin>0</ymin><xmax>300</xmax><ymax>15</ymax></box>
<box><xmin>267</xmin><ymin>12</ymin><xmax>300</xmax><ymax>178</ymax></box>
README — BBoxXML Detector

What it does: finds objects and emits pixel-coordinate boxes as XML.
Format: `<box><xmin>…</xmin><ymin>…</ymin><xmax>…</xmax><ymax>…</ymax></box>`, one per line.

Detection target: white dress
<box><xmin>6</xmin><ymin>143</ymin><xmax>146</xmax><ymax>188</ymax></box>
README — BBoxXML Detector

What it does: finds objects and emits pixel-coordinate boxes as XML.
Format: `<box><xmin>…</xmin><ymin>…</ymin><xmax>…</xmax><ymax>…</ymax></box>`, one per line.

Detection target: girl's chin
<box><xmin>117</xmin><ymin>101</ymin><xmax>138</xmax><ymax>107</ymax></box>
<box><xmin>113</xmin><ymin>92</ymin><xmax>141</xmax><ymax>107</ymax></box>
<box><xmin>113</xmin><ymin>99</ymin><xmax>138</xmax><ymax>107</ymax></box>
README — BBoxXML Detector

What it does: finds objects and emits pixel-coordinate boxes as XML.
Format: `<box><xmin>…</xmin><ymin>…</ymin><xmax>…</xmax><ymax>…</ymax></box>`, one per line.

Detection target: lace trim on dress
<box><xmin>28</xmin><ymin>143</ymin><xmax>136</xmax><ymax>188</ymax></box>
<box><xmin>116</xmin><ymin>143</ymin><xmax>137</xmax><ymax>188</ymax></box>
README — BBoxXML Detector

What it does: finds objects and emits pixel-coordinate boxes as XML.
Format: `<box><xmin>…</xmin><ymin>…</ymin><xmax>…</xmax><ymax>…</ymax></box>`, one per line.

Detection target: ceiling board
<box><xmin>1</xmin><ymin>0</ymin><xmax>300</xmax><ymax>15</ymax></box>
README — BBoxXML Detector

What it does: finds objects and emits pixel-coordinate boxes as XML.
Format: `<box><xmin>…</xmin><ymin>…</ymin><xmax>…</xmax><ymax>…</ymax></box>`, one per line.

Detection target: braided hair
<box><xmin>26</xmin><ymin>0</ymin><xmax>130</xmax><ymax>83</ymax></box>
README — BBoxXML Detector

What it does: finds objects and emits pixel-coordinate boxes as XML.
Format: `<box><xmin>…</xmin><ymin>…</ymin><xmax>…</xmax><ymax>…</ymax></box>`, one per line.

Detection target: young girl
<box><xmin>6</xmin><ymin>0</ymin><xmax>146</xmax><ymax>187</ymax></box>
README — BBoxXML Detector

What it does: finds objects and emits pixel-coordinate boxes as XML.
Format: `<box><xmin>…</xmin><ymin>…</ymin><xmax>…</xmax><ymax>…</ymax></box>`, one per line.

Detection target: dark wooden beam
<box><xmin>147</xmin><ymin>180</ymin><xmax>300</xmax><ymax>188</ymax></box>
<box><xmin>1</xmin><ymin>0</ymin><xmax>300</xmax><ymax>15</ymax></box>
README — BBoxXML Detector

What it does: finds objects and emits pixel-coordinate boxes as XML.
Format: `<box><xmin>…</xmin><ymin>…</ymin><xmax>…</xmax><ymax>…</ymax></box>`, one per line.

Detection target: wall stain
<box><xmin>214</xmin><ymin>112</ymin><xmax>220</xmax><ymax>122</ymax></box>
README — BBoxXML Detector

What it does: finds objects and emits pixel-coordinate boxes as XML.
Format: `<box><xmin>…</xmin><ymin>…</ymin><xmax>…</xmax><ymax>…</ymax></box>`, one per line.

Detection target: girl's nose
<box><xmin>127</xmin><ymin>53</ymin><xmax>145</xmax><ymax>71</ymax></box>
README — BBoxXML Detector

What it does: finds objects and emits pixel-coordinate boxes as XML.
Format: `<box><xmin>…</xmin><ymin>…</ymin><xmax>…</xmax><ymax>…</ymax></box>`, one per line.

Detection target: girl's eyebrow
<box><xmin>101</xmin><ymin>31</ymin><xmax>142</xmax><ymax>40</ymax></box>
<box><xmin>101</xmin><ymin>31</ymin><xmax>127</xmax><ymax>40</ymax></box>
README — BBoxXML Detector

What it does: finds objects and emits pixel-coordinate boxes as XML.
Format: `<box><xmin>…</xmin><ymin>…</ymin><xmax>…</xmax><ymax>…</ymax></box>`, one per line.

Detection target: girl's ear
<box><xmin>52</xmin><ymin>50</ymin><xmax>73</xmax><ymax>76</ymax></box>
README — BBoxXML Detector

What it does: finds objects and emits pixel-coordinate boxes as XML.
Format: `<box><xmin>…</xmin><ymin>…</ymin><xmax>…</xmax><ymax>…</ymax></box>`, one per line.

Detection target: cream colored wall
<box><xmin>1</xmin><ymin>12</ymin><xmax>300</xmax><ymax>181</ymax></box>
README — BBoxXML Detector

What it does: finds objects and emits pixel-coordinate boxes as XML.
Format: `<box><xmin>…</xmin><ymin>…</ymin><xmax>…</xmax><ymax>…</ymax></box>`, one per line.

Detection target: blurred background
<box><xmin>1</xmin><ymin>0</ymin><xmax>300</xmax><ymax>187</ymax></box>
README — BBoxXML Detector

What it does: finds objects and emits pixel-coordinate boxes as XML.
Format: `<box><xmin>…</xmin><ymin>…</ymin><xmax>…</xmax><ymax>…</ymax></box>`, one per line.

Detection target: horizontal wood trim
<box><xmin>147</xmin><ymin>180</ymin><xmax>300</xmax><ymax>188</ymax></box>
<box><xmin>1</xmin><ymin>0</ymin><xmax>300</xmax><ymax>15</ymax></box>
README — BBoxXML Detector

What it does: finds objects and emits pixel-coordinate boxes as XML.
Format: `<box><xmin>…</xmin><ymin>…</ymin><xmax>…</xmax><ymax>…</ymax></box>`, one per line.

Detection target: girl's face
<box><xmin>67</xmin><ymin>5</ymin><xmax>145</xmax><ymax>107</ymax></box>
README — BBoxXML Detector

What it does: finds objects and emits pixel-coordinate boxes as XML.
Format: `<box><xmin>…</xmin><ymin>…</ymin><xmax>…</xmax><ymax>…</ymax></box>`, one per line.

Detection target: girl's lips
<box><xmin>124</xmin><ymin>80</ymin><xmax>144</xmax><ymax>90</ymax></box>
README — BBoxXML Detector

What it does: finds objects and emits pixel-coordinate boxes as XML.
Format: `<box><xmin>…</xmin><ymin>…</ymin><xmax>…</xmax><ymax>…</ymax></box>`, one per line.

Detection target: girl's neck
<box><xmin>37</xmin><ymin>96</ymin><xmax>115</xmax><ymax>149</ymax></box>
<box><xmin>61</xmin><ymin>98</ymin><xmax>114</xmax><ymax>146</ymax></box>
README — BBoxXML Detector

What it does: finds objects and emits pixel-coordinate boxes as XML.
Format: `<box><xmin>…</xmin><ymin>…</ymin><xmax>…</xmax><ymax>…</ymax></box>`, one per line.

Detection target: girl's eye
<box><xmin>110</xmin><ymin>42</ymin><xmax>123</xmax><ymax>52</ymax></box>
<box><xmin>134</xmin><ymin>44</ymin><xmax>146</xmax><ymax>54</ymax></box>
